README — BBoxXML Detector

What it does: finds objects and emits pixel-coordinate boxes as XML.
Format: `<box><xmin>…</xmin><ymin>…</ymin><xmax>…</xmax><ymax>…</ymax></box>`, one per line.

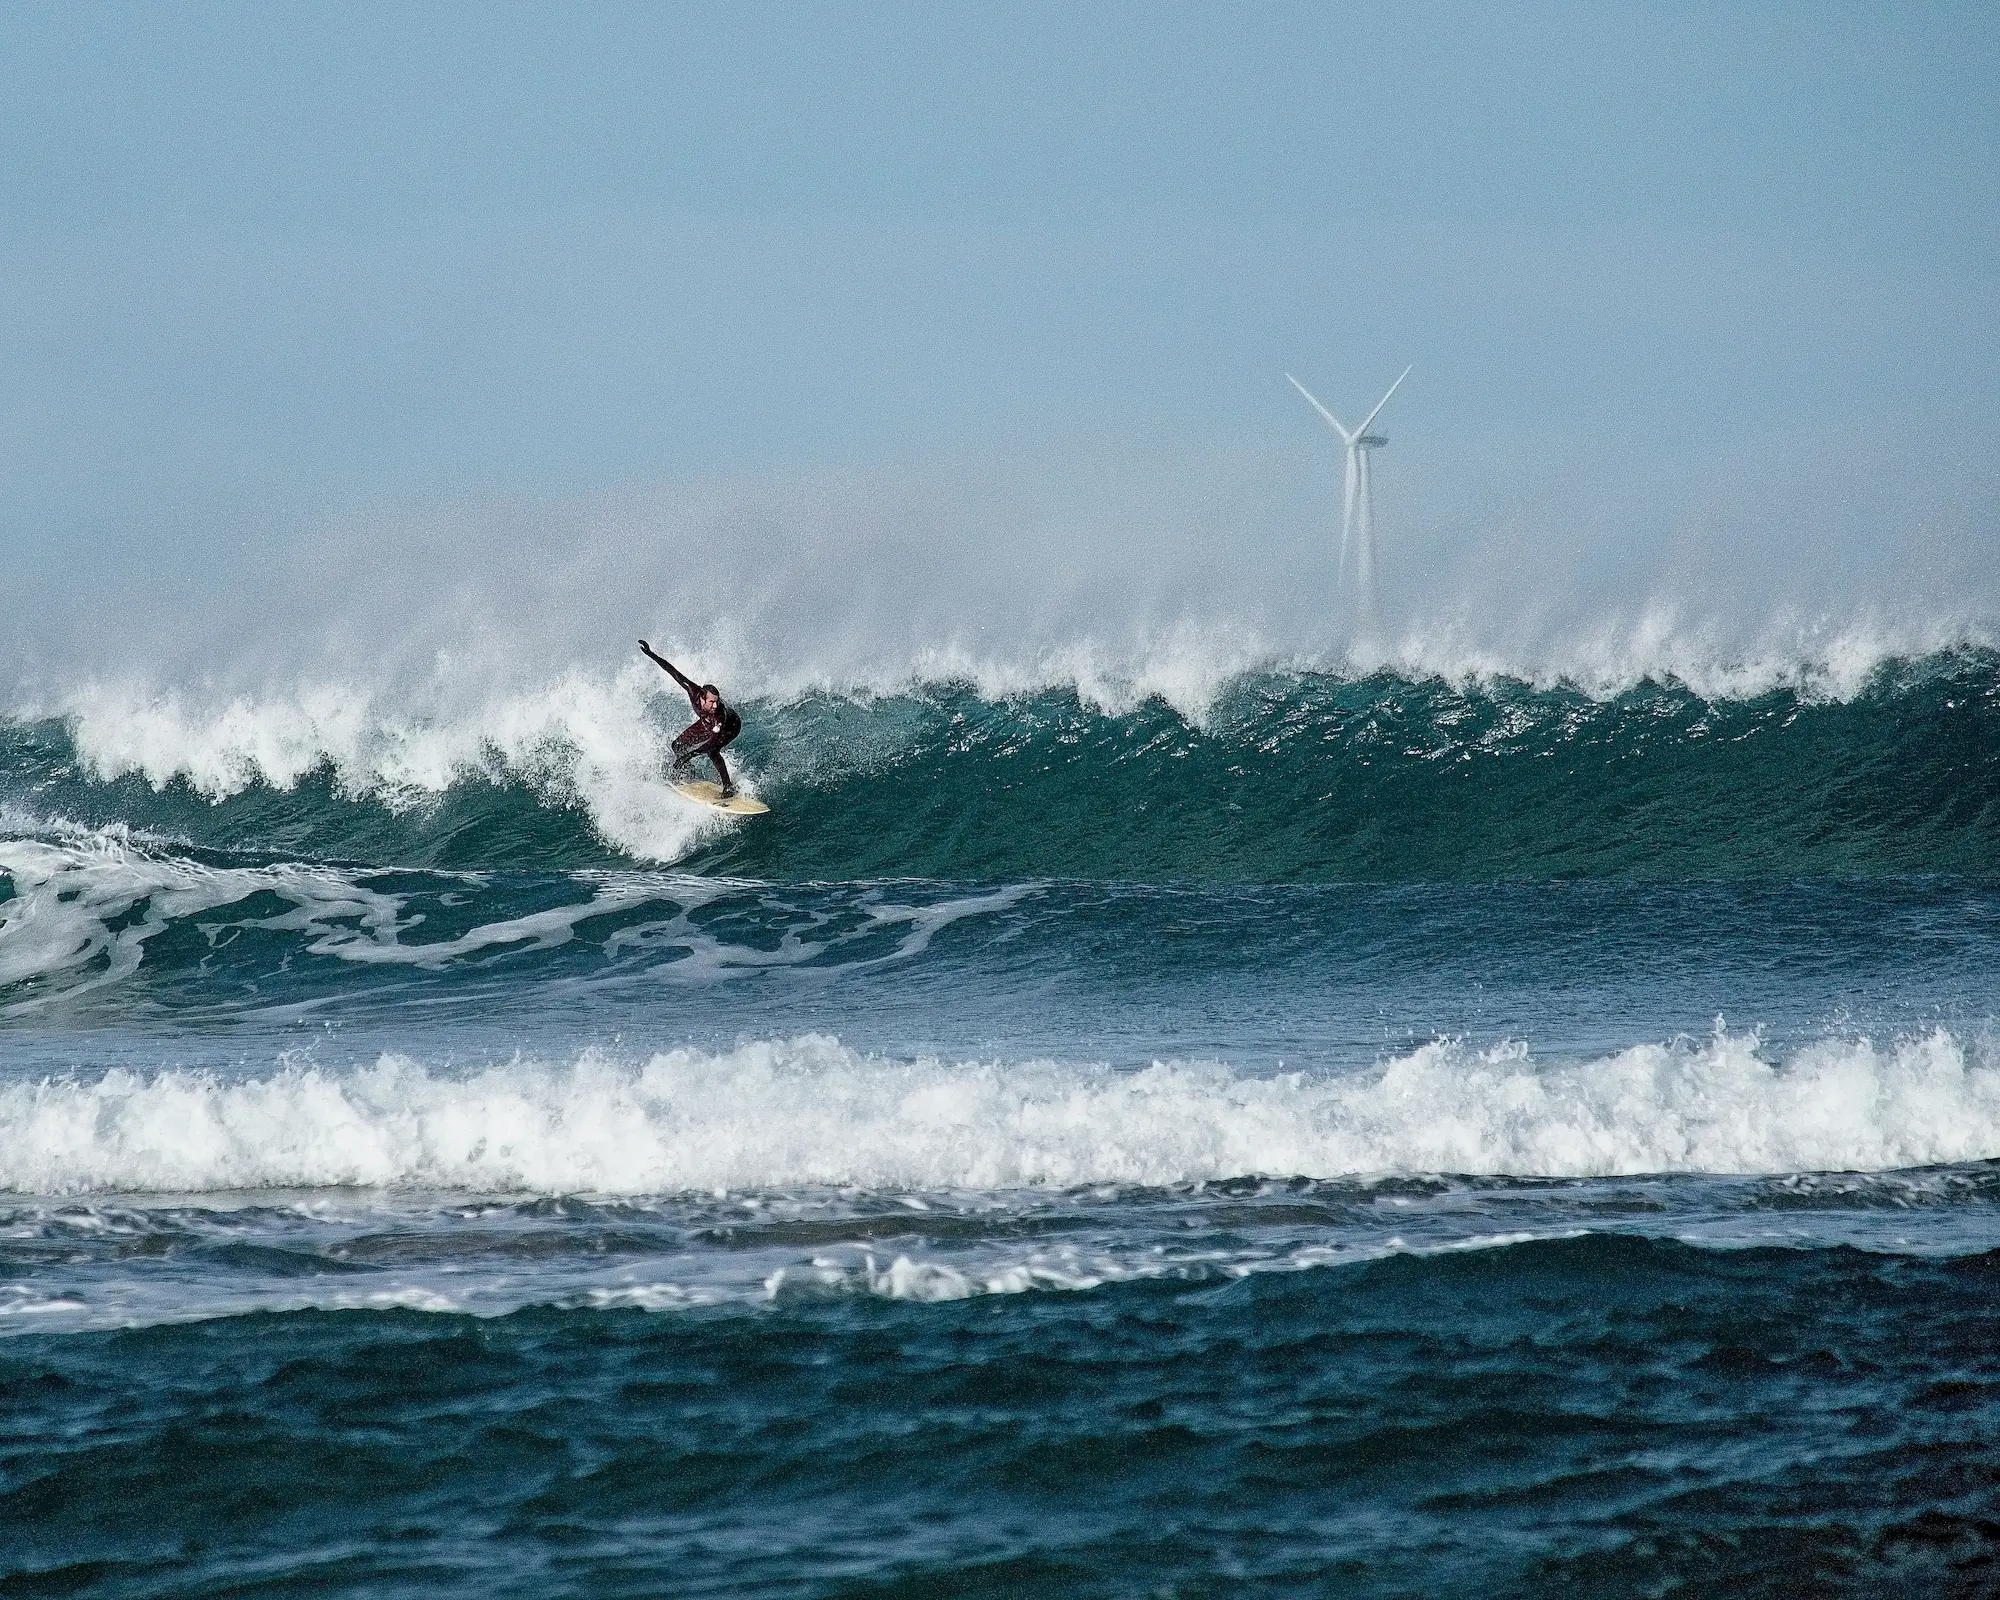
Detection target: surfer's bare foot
<box><xmin>719</xmin><ymin>784</ymin><xmax>737</xmax><ymax>799</ymax></box>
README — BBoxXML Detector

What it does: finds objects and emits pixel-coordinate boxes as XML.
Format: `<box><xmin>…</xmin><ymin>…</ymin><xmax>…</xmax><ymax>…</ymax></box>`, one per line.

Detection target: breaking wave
<box><xmin>4</xmin><ymin>636</ymin><xmax>1997</xmax><ymax>879</ymax></box>
<box><xmin>3</xmin><ymin>1028</ymin><xmax>1997</xmax><ymax>1196</ymax></box>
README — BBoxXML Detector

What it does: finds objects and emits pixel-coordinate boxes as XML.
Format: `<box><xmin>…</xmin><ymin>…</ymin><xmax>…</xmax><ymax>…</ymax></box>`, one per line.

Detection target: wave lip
<box><xmin>9</xmin><ymin>641</ymin><xmax>1999</xmax><ymax>878</ymax></box>
<box><xmin>3</xmin><ymin>1029</ymin><xmax>1996</xmax><ymax>1198</ymax></box>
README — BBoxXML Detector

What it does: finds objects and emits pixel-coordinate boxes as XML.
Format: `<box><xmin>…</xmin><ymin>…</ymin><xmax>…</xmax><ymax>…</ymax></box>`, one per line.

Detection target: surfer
<box><xmin>639</xmin><ymin>641</ymin><xmax>742</xmax><ymax>797</ymax></box>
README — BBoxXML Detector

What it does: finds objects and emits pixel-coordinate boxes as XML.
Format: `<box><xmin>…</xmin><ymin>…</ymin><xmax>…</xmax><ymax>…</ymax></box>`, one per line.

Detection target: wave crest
<box><xmin>5</xmin><ymin>634</ymin><xmax>1998</xmax><ymax>876</ymax></box>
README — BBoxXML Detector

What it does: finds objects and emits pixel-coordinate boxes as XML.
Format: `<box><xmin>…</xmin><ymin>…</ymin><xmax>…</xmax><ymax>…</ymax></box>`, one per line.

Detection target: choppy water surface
<box><xmin>3</xmin><ymin>652</ymin><xmax>1998</xmax><ymax>1596</ymax></box>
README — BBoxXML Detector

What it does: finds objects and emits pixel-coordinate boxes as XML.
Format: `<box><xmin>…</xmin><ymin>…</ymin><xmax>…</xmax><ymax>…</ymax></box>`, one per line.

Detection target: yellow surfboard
<box><xmin>669</xmin><ymin>779</ymin><xmax>770</xmax><ymax>815</ymax></box>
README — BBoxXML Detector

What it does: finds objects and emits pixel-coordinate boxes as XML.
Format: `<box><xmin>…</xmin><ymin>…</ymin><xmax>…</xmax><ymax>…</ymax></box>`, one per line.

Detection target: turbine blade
<box><xmin>1353</xmin><ymin>365</ymin><xmax>1413</xmax><ymax>440</ymax></box>
<box><xmin>1287</xmin><ymin>373</ymin><xmax>1354</xmax><ymax>442</ymax></box>
<box><xmin>1356</xmin><ymin>448</ymin><xmax>1374</xmax><ymax>592</ymax></box>
<box><xmin>1340</xmin><ymin>444</ymin><xmax>1360</xmax><ymax>582</ymax></box>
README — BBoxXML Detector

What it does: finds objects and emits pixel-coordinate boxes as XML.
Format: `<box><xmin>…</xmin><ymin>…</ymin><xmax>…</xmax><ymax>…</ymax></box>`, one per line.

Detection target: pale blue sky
<box><xmin>4</xmin><ymin>1</ymin><xmax>1998</xmax><ymax>666</ymax></box>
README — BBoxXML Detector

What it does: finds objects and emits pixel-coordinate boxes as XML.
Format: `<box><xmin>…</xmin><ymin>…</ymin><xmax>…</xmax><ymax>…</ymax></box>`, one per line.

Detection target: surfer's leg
<box><xmin>706</xmin><ymin>724</ymin><xmax>740</xmax><ymax>796</ymax></box>
<box><xmin>670</xmin><ymin>722</ymin><xmax>705</xmax><ymax>775</ymax></box>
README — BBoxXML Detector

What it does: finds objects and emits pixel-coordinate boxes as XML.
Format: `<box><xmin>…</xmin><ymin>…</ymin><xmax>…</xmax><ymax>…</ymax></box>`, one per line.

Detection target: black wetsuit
<box><xmin>640</xmin><ymin>644</ymin><xmax>742</xmax><ymax>793</ymax></box>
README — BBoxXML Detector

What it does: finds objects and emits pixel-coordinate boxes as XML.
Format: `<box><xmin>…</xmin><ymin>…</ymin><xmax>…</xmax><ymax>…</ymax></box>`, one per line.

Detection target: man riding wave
<box><xmin>639</xmin><ymin>641</ymin><xmax>742</xmax><ymax>798</ymax></box>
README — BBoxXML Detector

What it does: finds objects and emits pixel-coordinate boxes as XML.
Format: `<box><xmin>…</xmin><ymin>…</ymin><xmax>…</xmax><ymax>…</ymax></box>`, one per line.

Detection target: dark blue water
<box><xmin>4</xmin><ymin>1237</ymin><xmax>1996</xmax><ymax>1598</ymax></box>
<box><xmin>3</xmin><ymin>658</ymin><xmax>1998</xmax><ymax>1595</ymax></box>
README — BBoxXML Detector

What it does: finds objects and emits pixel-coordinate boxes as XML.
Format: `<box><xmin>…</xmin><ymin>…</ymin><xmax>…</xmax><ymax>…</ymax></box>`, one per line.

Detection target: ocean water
<box><xmin>3</xmin><ymin>640</ymin><xmax>1999</xmax><ymax>1596</ymax></box>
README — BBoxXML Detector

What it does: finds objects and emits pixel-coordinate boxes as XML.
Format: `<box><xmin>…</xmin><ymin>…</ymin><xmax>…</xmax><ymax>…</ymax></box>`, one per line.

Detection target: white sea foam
<box><xmin>43</xmin><ymin>666</ymin><xmax>737</xmax><ymax>862</ymax></box>
<box><xmin>2</xmin><ymin>1029</ymin><xmax>1995</xmax><ymax>1197</ymax></box>
<box><xmin>886</xmin><ymin>618</ymin><xmax>1288</xmax><ymax>723</ymax></box>
<box><xmin>819</xmin><ymin>604</ymin><xmax>1989</xmax><ymax>711</ymax></box>
<box><xmin>0</xmin><ymin>830</ymin><xmax>400</xmax><ymax>1007</ymax></box>
<box><xmin>1366</xmin><ymin>604</ymin><xmax>1996</xmax><ymax>704</ymax></box>
<box><xmin>0</xmin><ymin>1205</ymin><xmax>1595</xmax><ymax>1333</ymax></box>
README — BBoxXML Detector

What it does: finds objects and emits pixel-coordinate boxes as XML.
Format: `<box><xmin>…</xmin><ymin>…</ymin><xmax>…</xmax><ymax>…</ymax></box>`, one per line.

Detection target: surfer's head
<box><xmin>698</xmin><ymin>685</ymin><xmax>721</xmax><ymax>712</ymax></box>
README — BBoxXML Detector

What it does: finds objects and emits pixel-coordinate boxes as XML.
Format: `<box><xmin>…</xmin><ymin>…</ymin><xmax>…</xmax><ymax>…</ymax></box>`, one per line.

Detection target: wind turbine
<box><xmin>1287</xmin><ymin>365</ymin><xmax>1412</xmax><ymax>600</ymax></box>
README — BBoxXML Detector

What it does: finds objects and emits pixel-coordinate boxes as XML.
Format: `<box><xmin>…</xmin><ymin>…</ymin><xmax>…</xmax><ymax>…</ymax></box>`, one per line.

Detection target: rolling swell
<box><xmin>6</xmin><ymin>650</ymin><xmax>1999</xmax><ymax>880</ymax></box>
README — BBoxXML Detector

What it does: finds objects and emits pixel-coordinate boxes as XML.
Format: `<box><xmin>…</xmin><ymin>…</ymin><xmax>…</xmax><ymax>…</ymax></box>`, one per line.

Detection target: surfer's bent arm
<box><xmin>638</xmin><ymin>641</ymin><xmax>701</xmax><ymax>700</ymax></box>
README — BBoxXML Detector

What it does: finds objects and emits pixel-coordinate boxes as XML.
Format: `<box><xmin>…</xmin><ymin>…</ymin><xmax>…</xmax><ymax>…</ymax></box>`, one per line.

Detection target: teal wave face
<box><xmin>6</xmin><ymin>651</ymin><xmax>1999</xmax><ymax>880</ymax></box>
<box><xmin>713</xmin><ymin>649</ymin><xmax>2000</xmax><ymax>880</ymax></box>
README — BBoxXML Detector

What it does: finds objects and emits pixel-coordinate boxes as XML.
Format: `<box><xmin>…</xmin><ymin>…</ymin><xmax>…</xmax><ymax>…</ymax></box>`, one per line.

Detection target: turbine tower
<box><xmin>1286</xmin><ymin>365</ymin><xmax>1412</xmax><ymax>602</ymax></box>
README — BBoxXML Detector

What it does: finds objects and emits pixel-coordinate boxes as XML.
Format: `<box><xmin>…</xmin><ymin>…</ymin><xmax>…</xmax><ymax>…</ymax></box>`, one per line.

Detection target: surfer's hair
<box><xmin>700</xmin><ymin>684</ymin><xmax>720</xmax><ymax>700</ymax></box>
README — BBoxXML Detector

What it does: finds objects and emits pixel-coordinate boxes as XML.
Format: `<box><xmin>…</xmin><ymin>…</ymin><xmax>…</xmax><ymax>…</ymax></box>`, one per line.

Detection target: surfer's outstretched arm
<box><xmin>638</xmin><ymin>640</ymin><xmax>701</xmax><ymax>701</ymax></box>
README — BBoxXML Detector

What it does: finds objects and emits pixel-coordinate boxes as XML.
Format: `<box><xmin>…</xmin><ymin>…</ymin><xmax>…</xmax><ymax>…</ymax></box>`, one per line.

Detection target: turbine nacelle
<box><xmin>1357</xmin><ymin>434</ymin><xmax>1387</xmax><ymax>448</ymax></box>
